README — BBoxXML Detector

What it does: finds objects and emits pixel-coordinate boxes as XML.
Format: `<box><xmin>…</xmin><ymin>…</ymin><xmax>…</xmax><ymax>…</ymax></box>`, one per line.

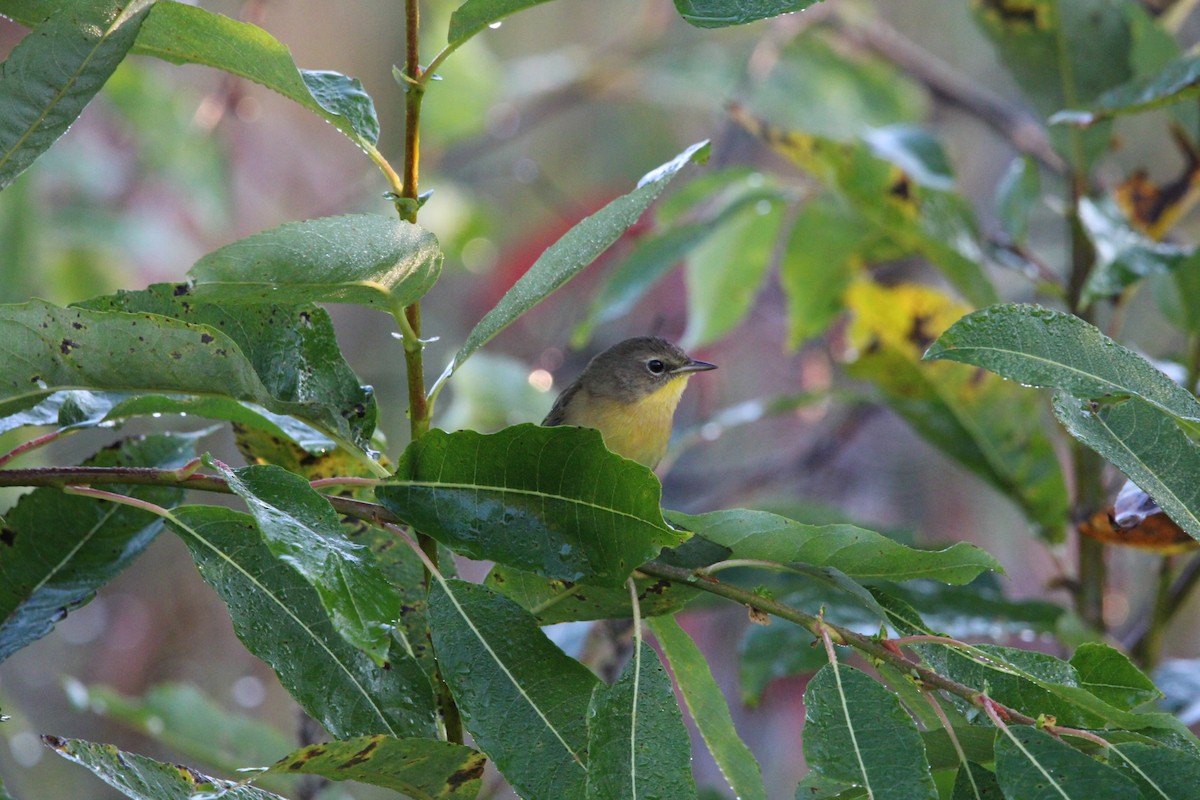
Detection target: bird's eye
<box><xmin>646</xmin><ymin>359</ymin><xmax>666</xmax><ymax>374</ymax></box>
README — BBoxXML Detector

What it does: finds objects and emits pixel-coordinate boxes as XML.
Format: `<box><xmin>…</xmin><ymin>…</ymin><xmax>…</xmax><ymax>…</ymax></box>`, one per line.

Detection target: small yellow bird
<box><xmin>542</xmin><ymin>337</ymin><xmax>716</xmax><ymax>468</ymax></box>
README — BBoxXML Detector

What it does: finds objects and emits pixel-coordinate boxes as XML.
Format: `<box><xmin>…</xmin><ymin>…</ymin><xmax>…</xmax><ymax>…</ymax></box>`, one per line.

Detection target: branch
<box><xmin>833</xmin><ymin>15</ymin><xmax>1066</xmax><ymax>174</ymax></box>
<box><xmin>3</xmin><ymin>462</ymin><xmax>1049</xmax><ymax>729</ymax></box>
<box><xmin>635</xmin><ymin>560</ymin><xmax>1038</xmax><ymax>726</ymax></box>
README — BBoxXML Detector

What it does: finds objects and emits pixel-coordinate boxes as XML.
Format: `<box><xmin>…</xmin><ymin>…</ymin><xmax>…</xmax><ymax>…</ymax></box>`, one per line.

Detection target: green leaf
<box><xmin>803</xmin><ymin>662</ymin><xmax>937</xmax><ymax>799</ymax></box>
<box><xmin>667</xmin><ymin>509</ymin><xmax>1001</xmax><ymax>584</ymax></box>
<box><xmin>378</xmin><ymin>425</ymin><xmax>686</xmax><ymax>588</ymax></box>
<box><xmin>448</xmin><ymin>0</ymin><xmax>554</xmax><ymax>45</ymax></box>
<box><xmin>216</xmin><ymin>463</ymin><xmax>404</xmax><ymax>663</ymax></box>
<box><xmin>779</xmin><ymin>198</ymin><xmax>882</xmax><ymax>349</ymax></box>
<box><xmin>925</xmin><ymin>304</ymin><xmax>1200</xmax><ymax>422</ymax></box>
<box><xmin>42</xmin><ymin>735</ymin><xmax>280</xmax><ymax>800</ymax></box>
<box><xmin>74</xmin><ymin>285</ymin><xmax>379</xmax><ymax>460</ymax></box>
<box><xmin>1060</xmin><ymin>53</ymin><xmax>1200</xmax><ymax>124</ymax></box>
<box><xmin>300</xmin><ymin>70</ymin><xmax>379</xmax><ymax>145</ymax></box>
<box><xmin>1053</xmin><ymin>393</ymin><xmax>1200</xmax><ymax>542</ymax></box>
<box><xmin>673</xmin><ymin>0</ymin><xmax>824</xmax><ymax>28</ymax></box>
<box><xmin>995</xmin><ymin>157</ymin><xmax>1040</xmax><ymax>245</ymax></box>
<box><xmin>0</xmin><ymin>433</ymin><xmax>195</xmax><ymax>664</ymax></box>
<box><xmin>735</xmin><ymin>110</ymin><xmax>997</xmax><ymax>307</ymax></box>
<box><xmin>64</xmin><ymin>681</ymin><xmax>295</xmax><ymax>787</ymax></box>
<box><xmin>994</xmin><ymin>726</ymin><xmax>1138</xmax><ymax>800</ymax></box>
<box><xmin>571</xmin><ymin>222</ymin><xmax>713</xmax><ymax>348</ymax></box>
<box><xmin>586</xmin><ymin>640</ymin><xmax>697</xmax><ymax>799</ymax></box>
<box><xmin>188</xmin><ymin>214</ymin><xmax>441</xmax><ymax>309</ymax></box>
<box><xmin>1110</xmin><ymin>741</ymin><xmax>1200</xmax><ymax>799</ymax></box>
<box><xmin>1078</xmin><ymin>198</ymin><xmax>1195</xmax><ymax>303</ymax></box>
<box><xmin>974</xmin><ymin>0</ymin><xmax>1132</xmax><ymax>171</ymax></box>
<box><xmin>919</xmin><ymin>642</ymin><xmax>1188</xmax><ymax>734</ymax></box>
<box><xmin>0</xmin><ymin>0</ymin><xmax>153</xmax><ymax>190</ymax></box>
<box><xmin>683</xmin><ymin>194</ymin><xmax>785</xmax><ymax>348</ymax></box>
<box><xmin>951</xmin><ymin>762</ymin><xmax>1004</xmax><ymax>800</ymax></box>
<box><xmin>1069</xmin><ymin>642</ymin><xmax>1160</xmax><ymax>711</ymax></box>
<box><xmin>846</xmin><ymin>285</ymin><xmax>1068</xmax><ymax>539</ymax></box>
<box><xmin>263</xmin><ymin>735</ymin><xmax>486</xmax><ymax>799</ymax></box>
<box><xmin>0</xmin><ymin>1</ymin><xmax>381</xmax><ymax>150</ymax></box>
<box><xmin>574</xmin><ymin>173</ymin><xmax>782</xmax><ymax>348</ymax></box>
<box><xmin>485</xmin><ymin>565</ymin><xmax>702</xmax><ymax>623</ymax></box>
<box><xmin>429</xmin><ymin>579</ymin><xmax>599</xmax><ymax>800</ymax></box>
<box><xmin>134</xmin><ymin>4</ymin><xmax>375</xmax><ymax>148</ymax></box>
<box><xmin>437</xmin><ymin>141</ymin><xmax>709</xmax><ymax>388</ymax></box>
<box><xmin>168</xmin><ymin>504</ymin><xmax>438</xmax><ymax>740</ymax></box>
<box><xmin>649</xmin><ymin>615</ymin><xmax>767</xmax><ymax>800</ymax></box>
<box><xmin>870</xmin><ymin>575</ymin><xmax>1064</xmax><ymax>642</ymax></box>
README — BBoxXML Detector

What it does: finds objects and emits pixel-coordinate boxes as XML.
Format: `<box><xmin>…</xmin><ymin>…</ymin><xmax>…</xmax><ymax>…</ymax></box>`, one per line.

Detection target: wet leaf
<box><xmin>1053</xmin><ymin>393</ymin><xmax>1200</xmax><ymax>542</ymax></box>
<box><xmin>429</xmin><ymin>579</ymin><xmax>598</xmax><ymax>800</ymax></box>
<box><xmin>189</xmin><ymin>215</ymin><xmax>441</xmax><ymax>309</ymax></box>
<box><xmin>0</xmin><ymin>1</ymin><xmax>381</xmax><ymax>149</ymax></box>
<box><xmin>216</xmin><ymin>463</ymin><xmax>405</xmax><ymax>663</ymax></box>
<box><xmin>437</xmin><ymin>141</ymin><xmax>709</xmax><ymax>388</ymax></box>
<box><xmin>0</xmin><ymin>0</ymin><xmax>153</xmax><ymax>189</ymax></box>
<box><xmin>263</xmin><ymin>735</ymin><xmax>485</xmax><ymax>799</ymax></box>
<box><xmin>1069</xmin><ymin>642</ymin><xmax>1160</xmax><ymax>711</ymax></box>
<box><xmin>994</xmin><ymin>726</ymin><xmax>1138</xmax><ymax>799</ymax></box>
<box><xmin>378</xmin><ymin>425</ymin><xmax>686</xmax><ymax>587</ymax></box>
<box><xmin>168</xmin><ymin>504</ymin><xmax>438</xmax><ymax>740</ymax></box>
<box><xmin>667</xmin><ymin>509</ymin><xmax>1001</xmax><ymax>584</ymax></box>
<box><xmin>42</xmin><ymin>735</ymin><xmax>279</xmax><ymax>800</ymax></box>
<box><xmin>673</xmin><ymin>0</ymin><xmax>825</xmax><ymax>28</ymax></box>
<box><xmin>650</xmin><ymin>615</ymin><xmax>767</xmax><ymax>800</ymax></box>
<box><xmin>74</xmin><ymin>286</ymin><xmax>379</xmax><ymax>460</ymax></box>
<box><xmin>803</xmin><ymin>662</ymin><xmax>936</xmax><ymax>799</ymax></box>
<box><xmin>0</xmin><ymin>433</ymin><xmax>195</xmax><ymax>664</ymax></box>
<box><xmin>925</xmin><ymin>303</ymin><xmax>1200</xmax><ymax>423</ymax></box>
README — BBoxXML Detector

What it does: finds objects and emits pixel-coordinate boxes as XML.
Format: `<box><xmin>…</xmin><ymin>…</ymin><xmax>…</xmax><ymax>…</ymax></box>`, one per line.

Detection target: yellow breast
<box><xmin>561</xmin><ymin>378</ymin><xmax>690</xmax><ymax>468</ymax></box>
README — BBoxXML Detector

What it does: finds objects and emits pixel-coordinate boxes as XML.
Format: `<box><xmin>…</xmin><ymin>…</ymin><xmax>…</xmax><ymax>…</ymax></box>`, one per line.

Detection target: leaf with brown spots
<box><xmin>261</xmin><ymin>735</ymin><xmax>485</xmax><ymax>799</ymax></box>
<box><xmin>846</xmin><ymin>282</ymin><xmax>1067</xmax><ymax>538</ymax></box>
<box><xmin>42</xmin><ymin>735</ymin><xmax>279</xmax><ymax>799</ymax></box>
<box><xmin>732</xmin><ymin>107</ymin><xmax>996</xmax><ymax>307</ymax></box>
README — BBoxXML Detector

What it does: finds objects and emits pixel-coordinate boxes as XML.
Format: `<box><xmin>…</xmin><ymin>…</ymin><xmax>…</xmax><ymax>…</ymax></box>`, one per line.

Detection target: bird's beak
<box><xmin>676</xmin><ymin>359</ymin><xmax>717</xmax><ymax>374</ymax></box>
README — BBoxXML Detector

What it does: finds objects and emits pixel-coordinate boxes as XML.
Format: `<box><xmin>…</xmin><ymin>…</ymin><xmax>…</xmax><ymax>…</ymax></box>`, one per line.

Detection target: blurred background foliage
<box><xmin>2</xmin><ymin>0</ymin><xmax>1200</xmax><ymax>797</ymax></box>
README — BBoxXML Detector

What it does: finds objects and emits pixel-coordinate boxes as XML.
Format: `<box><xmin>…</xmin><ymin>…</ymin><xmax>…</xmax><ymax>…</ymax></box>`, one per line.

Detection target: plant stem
<box><xmin>3</xmin><ymin>462</ymin><xmax>1053</xmax><ymax>730</ymax></box>
<box><xmin>635</xmin><ymin>560</ymin><xmax>1038</xmax><ymax>726</ymax></box>
<box><xmin>1066</xmin><ymin>183</ymin><xmax>1108</xmax><ymax>633</ymax></box>
<box><xmin>398</xmin><ymin>0</ymin><xmax>461</xmax><ymax>746</ymax></box>
<box><xmin>1131</xmin><ymin>556</ymin><xmax>1174</xmax><ymax>667</ymax></box>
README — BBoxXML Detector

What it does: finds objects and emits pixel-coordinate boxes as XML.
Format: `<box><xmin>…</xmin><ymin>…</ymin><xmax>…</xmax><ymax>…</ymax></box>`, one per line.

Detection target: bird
<box><xmin>542</xmin><ymin>336</ymin><xmax>716</xmax><ymax>468</ymax></box>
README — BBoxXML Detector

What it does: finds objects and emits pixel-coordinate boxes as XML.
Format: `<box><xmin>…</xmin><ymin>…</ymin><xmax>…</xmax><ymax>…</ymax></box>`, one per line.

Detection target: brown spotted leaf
<box><xmin>263</xmin><ymin>735</ymin><xmax>485</xmax><ymax>799</ymax></box>
<box><xmin>732</xmin><ymin>108</ymin><xmax>996</xmax><ymax>307</ymax></box>
<box><xmin>42</xmin><ymin>735</ymin><xmax>279</xmax><ymax>799</ymax></box>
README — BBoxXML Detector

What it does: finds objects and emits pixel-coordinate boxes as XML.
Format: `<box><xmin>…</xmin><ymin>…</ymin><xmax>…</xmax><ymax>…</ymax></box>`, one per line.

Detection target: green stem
<box><xmin>4</xmin><ymin>462</ymin><xmax>1050</xmax><ymax>731</ymax></box>
<box><xmin>1066</xmin><ymin>181</ymin><xmax>1107</xmax><ymax>633</ymax></box>
<box><xmin>398</xmin><ymin>0</ymin><xmax>460</xmax><ymax>747</ymax></box>
<box><xmin>635</xmin><ymin>560</ymin><xmax>1039</xmax><ymax>726</ymax></box>
<box><xmin>1131</xmin><ymin>556</ymin><xmax>1174</xmax><ymax>667</ymax></box>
